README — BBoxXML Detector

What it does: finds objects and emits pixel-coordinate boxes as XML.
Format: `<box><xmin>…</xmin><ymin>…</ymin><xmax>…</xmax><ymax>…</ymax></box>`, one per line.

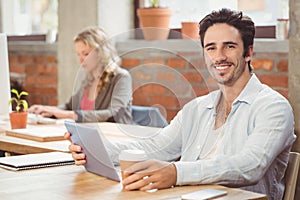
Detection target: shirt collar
<box><xmin>205</xmin><ymin>73</ymin><xmax>263</xmax><ymax>109</ymax></box>
<box><xmin>235</xmin><ymin>73</ymin><xmax>263</xmax><ymax>105</ymax></box>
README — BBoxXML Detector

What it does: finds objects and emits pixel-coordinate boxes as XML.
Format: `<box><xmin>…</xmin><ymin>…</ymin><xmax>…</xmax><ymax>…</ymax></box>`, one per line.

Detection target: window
<box><xmin>159</xmin><ymin>0</ymin><xmax>289</xmax><ymax>28</ymax></box>
<box><xmin>1</xmin><ymin>0</ymin><xmax>58</xmax><ymax>36</ymax></box>
<box><xmin>135</xmin><ymin>0</ymin><xmax>289</xmax><ymax>39</ymax></box>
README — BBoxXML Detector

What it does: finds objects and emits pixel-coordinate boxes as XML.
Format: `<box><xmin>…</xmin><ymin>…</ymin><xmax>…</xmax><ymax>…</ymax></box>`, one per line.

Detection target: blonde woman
<box><xmin>29</xmin><ymin>26</ymin><xmax>133</xmax><ymax>124</ymax></box>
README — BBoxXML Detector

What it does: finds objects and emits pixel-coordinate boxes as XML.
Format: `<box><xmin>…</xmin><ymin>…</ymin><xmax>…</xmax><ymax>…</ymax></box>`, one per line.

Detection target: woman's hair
<box><xmin>199</xmin><ymin>8</ymin><xmax>255</xmax><ymax>71</ymax></box>
<box><xmin>74</xmin><ymin>26</ymin><xmax>120</xmax><ymax>93</ymax></box>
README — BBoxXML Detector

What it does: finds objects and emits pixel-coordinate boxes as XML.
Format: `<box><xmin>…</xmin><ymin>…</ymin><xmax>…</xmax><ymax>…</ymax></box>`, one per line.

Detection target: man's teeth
<box><xmin>216</xmin><ymin>65</ymin><xmax>229</xmax><ymax>70</ymax></box>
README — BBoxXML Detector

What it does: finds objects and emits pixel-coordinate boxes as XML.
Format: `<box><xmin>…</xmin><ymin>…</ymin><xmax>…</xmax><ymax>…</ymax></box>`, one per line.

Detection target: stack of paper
<box><xmin>5</xmin><ymin>126</ymin><xmax>66</xmax><ymax>142</ymax></box>
<box><xmin>0</xmin><ymin>152</ymin><xmax>74</xmax><ymax>171</ymax></box>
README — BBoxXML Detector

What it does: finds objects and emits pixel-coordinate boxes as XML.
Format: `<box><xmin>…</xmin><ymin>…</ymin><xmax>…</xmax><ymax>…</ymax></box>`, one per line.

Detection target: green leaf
<box><xmin>19</xmin><ymin>91</ymin><xmax>29</xmax><ymax>97</ymax></box>
<box><xmin>8</xmin><ymin>88</ymin><xmax>29</xmax><ymax>112</ymax></box>
<box><xmin>11</xmin><ymin>89</ymin><xmax>20</xmax><ymax>98</ymax></box>
<box><xmin>8</xmin><ymin>97</ymin><xmax>18</xmax><ymax>105</ymax></box>
<box><xmin>20</xmin><ymin>100</ymin><xmax>28</xmax><ymax>111</ymax></box>
<box><xmin>149</xmin><ymin>0</ymin><xmax>160</xmax><ymax>7</ymax></box>
<box><xmin>16</xmin><ymin>105</ymin><xmax>21</xmax><ymax>112</ymax></box>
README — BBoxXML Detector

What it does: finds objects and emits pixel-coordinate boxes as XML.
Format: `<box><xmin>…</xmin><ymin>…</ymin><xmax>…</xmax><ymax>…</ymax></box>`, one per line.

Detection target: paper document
<box><xmin>0</xmin><ymin>152</ymin><xmax>74</xmax><ymax>171</ymax></box>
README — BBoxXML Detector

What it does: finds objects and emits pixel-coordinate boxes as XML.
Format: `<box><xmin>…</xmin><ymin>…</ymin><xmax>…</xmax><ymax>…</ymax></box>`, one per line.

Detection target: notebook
<box><xmin>64</xmin><ymin>121</ymin><xmax>121</xmax><ymax>182</ymax></box>
<box><xmin>0</xmin><ymin>152</ymin><xmax>75</xmax><ymax>171</ymax></box>
<box><xmin>5</xmin><ymin>126</ymin><xmax>66</xmax><ymax>142</ymax></box>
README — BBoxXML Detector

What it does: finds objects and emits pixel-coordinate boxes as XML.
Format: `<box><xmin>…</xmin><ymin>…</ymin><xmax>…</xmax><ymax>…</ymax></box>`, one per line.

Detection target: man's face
<box><xmin>203</xmin><ymin>23</ymin><xmax>251</xmax><ymax>86</ymax></box>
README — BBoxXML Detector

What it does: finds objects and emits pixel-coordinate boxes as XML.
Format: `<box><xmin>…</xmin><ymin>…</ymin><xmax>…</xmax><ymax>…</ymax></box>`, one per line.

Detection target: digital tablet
<box><xmin>181</xmin><ymin>188</ymin><xmax>228</xmax><ymax>200</ymax></box>
<box><xmin>64</xmin><ymin>121</ymin><xmax>120</xmax><ymax>182</ymax></box>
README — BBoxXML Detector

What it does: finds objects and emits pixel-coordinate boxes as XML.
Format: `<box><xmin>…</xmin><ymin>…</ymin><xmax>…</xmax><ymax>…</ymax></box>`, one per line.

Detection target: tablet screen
<box><xmin>65</xmin><ymin>121</ymin><xmax>120</xmax><ymax>182</ymax></box>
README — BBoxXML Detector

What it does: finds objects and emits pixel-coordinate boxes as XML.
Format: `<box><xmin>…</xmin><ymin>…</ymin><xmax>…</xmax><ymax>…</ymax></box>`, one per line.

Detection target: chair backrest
<box><xmin>131</xmin><ymin>105</ymin><xmax>168</xmax><ymax>128</ymax></box>
<box><xmin>283</xmin><ymin>152</ymin><xmax>300</xmax><ymax>200</ymax></box>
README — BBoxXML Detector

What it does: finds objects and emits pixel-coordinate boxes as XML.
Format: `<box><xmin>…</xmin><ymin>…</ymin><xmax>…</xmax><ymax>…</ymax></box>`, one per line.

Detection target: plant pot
<box><xmin>181</xmin><ymin>22</ymin><xmax>200</xmax><ymax>40</ymax></box>
<box><xmin>137</xmin><ymin>7</ymin><xmax>172</xmax><ymax>40</ymax></box>
<box><xmin>9</xmin><ymin>112</ymin><xmax>28</xmax><ymax>129</ymax></box>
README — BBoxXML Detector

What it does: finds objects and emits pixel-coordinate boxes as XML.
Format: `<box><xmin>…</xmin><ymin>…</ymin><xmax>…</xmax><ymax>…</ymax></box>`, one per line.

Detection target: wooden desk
<box><xmin>0</xmin><ymin>121</ymin><xmax>161</xmax><ymax>155</ymax></box>
<box><xmin>0</xmin><ymin>131</ymin><xmax>70</xmax><ymax>154</ymax></box>
<box><xmin>0</xmin><ymin>120</ymin><xmax>267</xmax><ymax>199</ymax></box>
<box><xmin>0</xmin><ymin>165</ymin><xmax>267</xmax><ymax>200</ymax></box>
<box><xmin>0</xmin><ymin>117</ymin><xmax>70</xmax><ymax>154</ymax></box>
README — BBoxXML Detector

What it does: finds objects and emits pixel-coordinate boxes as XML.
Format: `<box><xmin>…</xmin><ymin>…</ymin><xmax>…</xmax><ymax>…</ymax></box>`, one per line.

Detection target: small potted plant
<box><xmin>181</xmin><ymin>21</ymin><xmax>200</xmax><ymax>40</ymax></box>
<box><xmin>8</xmin><ymin>89</ymin><xmax>29</xmax><ymax>129</ymax></box>
<box><xmin>137</xmin><ymin>0</ymin><xmax>172</xmax><ymax>40</ymax></box>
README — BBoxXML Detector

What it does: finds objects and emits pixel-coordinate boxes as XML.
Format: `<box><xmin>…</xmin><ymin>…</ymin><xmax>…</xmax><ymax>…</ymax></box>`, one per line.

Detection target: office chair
<box><xmin>283</xmin><ymin>152</ymin><xmax>300</xmax><ymax>200</ymax></box>
<box><xmin>131</xmin><ymin>105</ymin><xmax>168</xmax><ymax>128</ymax></box>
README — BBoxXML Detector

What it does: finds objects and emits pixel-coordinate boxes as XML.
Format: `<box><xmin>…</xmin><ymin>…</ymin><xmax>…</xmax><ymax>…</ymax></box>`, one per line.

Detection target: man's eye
<box><xmin>227</xmin><ymin>45</ymin><xmax>235</xmax><ymax>49</ymax></box>
<box><xmin>206</xmin><ymin>47</ymin><xmax>215</xmax><ymax>51</ymax></box>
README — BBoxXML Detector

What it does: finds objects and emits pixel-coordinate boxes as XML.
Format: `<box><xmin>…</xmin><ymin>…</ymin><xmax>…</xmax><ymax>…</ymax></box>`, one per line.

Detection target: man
<box><xmin>66</xmin><ymin>8</ymin><xmax>296</xmax><ymax>200</ymax></box>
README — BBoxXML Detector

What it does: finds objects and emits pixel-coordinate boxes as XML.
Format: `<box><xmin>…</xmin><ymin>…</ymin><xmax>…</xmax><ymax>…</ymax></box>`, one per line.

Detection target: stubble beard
<box><xmin>209</xmin><ymin>58</ymin><xmax>246</xmax><ymax>86</ymax></box>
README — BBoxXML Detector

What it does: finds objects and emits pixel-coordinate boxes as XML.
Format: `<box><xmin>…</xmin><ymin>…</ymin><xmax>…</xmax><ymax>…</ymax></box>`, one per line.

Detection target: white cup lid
<box><xmin>119</xmin><ymin>149</ymin><xmax>147</xmax><ymax>162</ymax></box>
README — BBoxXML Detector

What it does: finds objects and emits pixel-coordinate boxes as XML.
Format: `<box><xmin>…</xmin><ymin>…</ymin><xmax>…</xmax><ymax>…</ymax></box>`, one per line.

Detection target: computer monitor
<box><xmin>0</xmin><ymin>33</ymin><xmax>11</xmax><ymax>115</ymax></box>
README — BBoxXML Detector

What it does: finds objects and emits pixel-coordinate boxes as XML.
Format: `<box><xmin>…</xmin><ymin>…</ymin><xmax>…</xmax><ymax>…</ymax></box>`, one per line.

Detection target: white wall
<box><xmin>98</xmin><ymin>0</ymin><xmax>134</xmax><ymax>38</ymax></box>
<box><xmin>57</xmin><ymin>0</ymin><xmax>98</xmax><ymax>104</ymax></box>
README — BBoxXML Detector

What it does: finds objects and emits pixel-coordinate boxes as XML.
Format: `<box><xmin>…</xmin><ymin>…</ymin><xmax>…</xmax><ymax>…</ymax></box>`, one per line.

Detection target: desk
<box><xmin>0</xmin><ymin>119</ymin><xmax>70</xmax><ymax>154</ymax></box>
<box><xmin>0</xmin><ymin>120</ymin><xmax>267</xmax><ymax>199</ymax></box>
<box><xmin>0</xmin><ymin>165</ymin><xmax>267</xmax><ymax>200</ymax></box>
<box><xmin>0</xmin><ymin>120</ymin><xmax>162</xmax><ymax>155</ymax></box>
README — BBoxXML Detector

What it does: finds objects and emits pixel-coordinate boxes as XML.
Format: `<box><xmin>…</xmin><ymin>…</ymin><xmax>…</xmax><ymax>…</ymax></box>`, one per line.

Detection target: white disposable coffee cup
<box><xmin>119</xmin><ymin>149</ymin><xmax>147</xmax><ymax>181</ymax></box>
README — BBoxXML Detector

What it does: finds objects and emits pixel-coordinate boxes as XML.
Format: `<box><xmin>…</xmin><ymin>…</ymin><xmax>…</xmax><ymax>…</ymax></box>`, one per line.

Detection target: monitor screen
<box><xmin>0</xmin><ymin>33</ymin><xmax>11</xmax><ymax>115</ymax></box>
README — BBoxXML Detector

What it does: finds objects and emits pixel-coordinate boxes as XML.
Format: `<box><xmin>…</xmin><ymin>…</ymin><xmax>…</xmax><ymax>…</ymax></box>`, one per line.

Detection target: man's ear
<box><xmin>245</xmin><ymin>45</ymin><xmax>254</xmax><ymax>62</ymax></box>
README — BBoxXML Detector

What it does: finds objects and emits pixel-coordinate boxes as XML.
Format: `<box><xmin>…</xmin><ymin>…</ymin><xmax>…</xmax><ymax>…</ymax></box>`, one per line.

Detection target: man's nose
<box><xmin>214</xmin><ymin>49</ymin><xmax>227</xmax><ymax>62</ymax></box>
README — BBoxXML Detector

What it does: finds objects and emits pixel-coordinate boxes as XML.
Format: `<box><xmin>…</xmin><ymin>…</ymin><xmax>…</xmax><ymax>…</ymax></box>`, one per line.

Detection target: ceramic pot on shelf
<box><xmin>137</xmin><ymin>7</ymin><xmax>172</xmax><ymax>40</ymax></box>
<box><xmin>181</xmin><ymin>22</ymin><xmax>200</xmax><ymax>40</ymax></box>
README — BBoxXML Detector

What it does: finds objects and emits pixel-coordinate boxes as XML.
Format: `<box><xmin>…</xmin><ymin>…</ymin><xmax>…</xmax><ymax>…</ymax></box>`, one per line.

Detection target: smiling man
<box><xmin>66</xmin><ymin>9</ymin><xmax>296</xmax><ymax>200</ymax></box>
<box><xmin>204</xmin><ymin>24</ymin><xmax>251</xmax><ymax>85</ymax></box>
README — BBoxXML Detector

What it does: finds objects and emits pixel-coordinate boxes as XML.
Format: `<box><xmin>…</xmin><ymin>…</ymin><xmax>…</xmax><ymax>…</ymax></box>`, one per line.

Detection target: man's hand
<box><xmin>122</xmin><ymin>159</ymin><xmax>177</xmax><ymax>191</ymax></box>
<box><xmin>64</xmin><ymin>132</ymin><xmax>86</xmax><ymax>165</ymax></box>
